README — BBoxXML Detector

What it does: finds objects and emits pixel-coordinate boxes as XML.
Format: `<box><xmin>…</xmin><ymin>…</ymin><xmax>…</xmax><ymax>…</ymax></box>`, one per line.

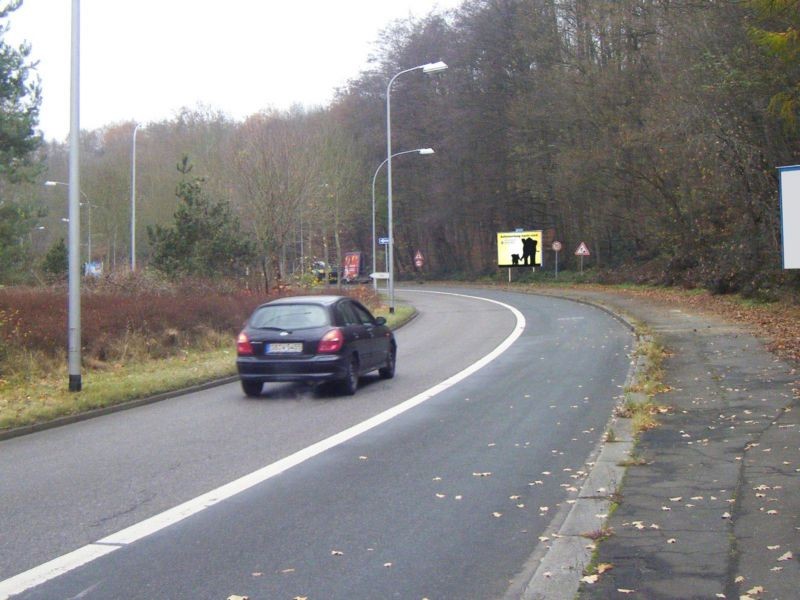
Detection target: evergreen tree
<box><xmin>40</xmin><ymin>236</ymin><xmax>67</xmax><ymax>280</ymax></box>
<box><xmin>0</xmin><ymin>0</ymin><xmax>42</xmax><ymax>182</ymax></box>
<box><xmin>147</xmin><ymin>157</ymin><xmax>255</xmax><ymax>278</ymax></box>
<box><xmin>0</xmin><ymin>1</ymin><xmax>42</xmax><ymax>284</ymax></box>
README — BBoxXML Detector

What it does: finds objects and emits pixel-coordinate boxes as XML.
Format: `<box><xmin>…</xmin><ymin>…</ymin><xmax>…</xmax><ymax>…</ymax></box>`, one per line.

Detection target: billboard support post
<box><xmin>779</xmin><ymin>165</ymin><xmax>800</xmax><ymax>269</ymax></box>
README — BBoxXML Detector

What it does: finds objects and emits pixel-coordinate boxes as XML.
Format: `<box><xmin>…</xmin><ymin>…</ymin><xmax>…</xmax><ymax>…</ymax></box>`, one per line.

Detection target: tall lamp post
<box><xmin>131</xmin><ymin>123</ymin><xmax>141</xmax><ymax>271</ymax></box>
<box><xmin>371</xmin><ymin>148</ymin><xmax>434</xmax><ymax>291</ymax></box>
<box><xmin>67</xmin><ymin>0</ymin><xmax>81</xmax><ymax>391</ymax></box>
<box><xmin>386</xmin><ymin>61</ymin><xmax>447</xmax><ymax>312</ymax></box>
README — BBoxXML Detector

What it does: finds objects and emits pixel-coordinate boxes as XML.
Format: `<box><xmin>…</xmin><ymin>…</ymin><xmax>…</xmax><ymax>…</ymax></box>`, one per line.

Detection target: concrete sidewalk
<box><xmin>538</xmin><ymin>288</ymin><xmax>799</xmax><ymax>600</ymax></box>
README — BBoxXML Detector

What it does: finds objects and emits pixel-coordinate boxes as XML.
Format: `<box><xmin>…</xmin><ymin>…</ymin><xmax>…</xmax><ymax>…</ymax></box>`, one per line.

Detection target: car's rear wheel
<box><xmin>379</xmin><ymin>346</ymin><xmax>396</xmax><ymax>379</ymax></box>
<box><xmin>241</xmin><ymin>380</ymin><xmax>263</xmax><ymax>397</ymax></box>
<box><xmin>340</xmin><ymin>355</ymin><xmax>359</xmax><ymax>395</ymax></box>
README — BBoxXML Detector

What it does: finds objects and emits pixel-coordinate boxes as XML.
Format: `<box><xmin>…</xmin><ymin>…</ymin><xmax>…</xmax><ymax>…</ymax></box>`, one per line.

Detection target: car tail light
<box><xmin>237</xmin><ymin>331</ymin><xmax>254</xmax><ymax>356</ymax></box>
<box><xmin>318</xmin><ymin>328</ymin><xmax>344</xmax><ymax>353</ymax></box>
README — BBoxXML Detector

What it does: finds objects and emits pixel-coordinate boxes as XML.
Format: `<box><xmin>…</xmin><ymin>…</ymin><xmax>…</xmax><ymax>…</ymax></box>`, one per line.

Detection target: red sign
<box><xmin>343</xmin><ymin>252</ymin><xmax>361</xmax><ymax>281</ymax></box>
<box><xmin>575</xmin><ymin>242</ymin><xmax>591</xmax><ymax>256</ymax></box>
<box><xmin>414</xmin><ymin>250</ymin><xmax>424</xmax><ymax>268</ymax></box>
<box><xmin>552</xmin><ymin>241</ymin><xmax>563</xmax><ymax>252</ymax></box>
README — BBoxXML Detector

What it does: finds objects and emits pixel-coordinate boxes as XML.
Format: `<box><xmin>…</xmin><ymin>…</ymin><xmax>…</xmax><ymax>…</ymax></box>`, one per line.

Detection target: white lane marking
<box><xmin>0</xmin><ymin>290</ymin><xmax>525</xmax><ymax>599</ymax></box>
<box><xmin>0</xmin><ymin>290</ymin><xmax>525</xmax><ymax>600</ymax></box>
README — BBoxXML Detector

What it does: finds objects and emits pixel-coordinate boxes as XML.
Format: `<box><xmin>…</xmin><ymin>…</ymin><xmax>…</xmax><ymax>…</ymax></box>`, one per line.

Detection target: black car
<box><xmin>236</xmin><ymin>295</ymin><xmax>396</xmax><ymax>397</ymax></box>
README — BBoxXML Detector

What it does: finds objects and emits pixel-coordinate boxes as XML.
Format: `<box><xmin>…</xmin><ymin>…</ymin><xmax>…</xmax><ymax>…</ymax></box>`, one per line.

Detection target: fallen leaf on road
<box><xmin>384</xmin><ymin>562</ymin><xmax>392</xmax><ymax>568</ymax></box>
<box><xmin>331</xmin><ymin>550</ymin><xmax>344</xmax><ymax>556</ymax></box>
<box><xmin>227</xmin><ymin>596</ymin><xmax>249</xmax><ymax>600</ymax></box>
<box><xmin>473</xmin><ymin>472</ymin><xmax>492</xmax><ymax>477</ymax></box>
<box><xmin>670</xmin><ymin>497</ymin><xmax>683</xmax><ymax>502</ymax></box>
<box><xmin>581</xmin><ymin>574</ymin><xmax>599</xmax><ymax>584</ymax></box>
<box><xmin>617</xmin><ymin>589</ymin><xmax>635</xmax><ymax>594</ymax></box>
<box><xmin>735</xmin><ymin>575</ymin><xmax>745</xmax><ymax>583</ymax></box>
<box><xmin>667</xmin><ymin>538</ymin><xmax>677</xmax><ymax>544</ymax></box>
<box><xmin>281</xmin><ymin>568</ymin><xmax>295</xmax><ymax>574</ymax></box>
<box><xmin>746</xmin><ymin>586</ymin><xmax>765</xmax><ymax>595</ymax></box>
<box><xmin>771</xmin><ymin>567</ymin><xmax>783</xmax><ymax>572</ymax></box>
<box><xmin>767</xmin><ymin>545</ymin><xmax>780</xmax><ymax>550</ymax></box>
<box><xmin>493</xmin><ymin>512</ymin><xmax>503</xmax><ymax>518</ymax></box>
<box><xmin>597</xmin><ymin>563</ymin><xmax>613</xmax><ymax>574</ymax></box>
<box><xmin>436</xmin><ymin>493</ymin><xmax>446</xmax><ymax>499</ymax></box>
<box><xmin>539</xmin><ymin>536</ymin><xmax>550</xmax><ymax>542</ymax></box>
<box><xmin>778</xmin><ymin>551</ymin><xmax>793</xmax><ymax>561</ymax></box>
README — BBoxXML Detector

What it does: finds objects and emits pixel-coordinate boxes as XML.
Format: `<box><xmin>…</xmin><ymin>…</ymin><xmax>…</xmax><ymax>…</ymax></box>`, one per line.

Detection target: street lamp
<box><xmin>45</xmin><ymin>181</ymin><xmax>92</xmax><ymax>265</ymax></box>
<box><xmin>386</xmin><ymin>61</ymin><xmax>447</xmax><ymax>313</ymax></box>
<box><xmin>371</xmin><ymin>148</ymin><xmax>435</xmax><ymax>291</ymax></box>
<box><xmin>131</xmin><ymin>123</ymin><xmax>141</xmax><ymax>271</ymax></box>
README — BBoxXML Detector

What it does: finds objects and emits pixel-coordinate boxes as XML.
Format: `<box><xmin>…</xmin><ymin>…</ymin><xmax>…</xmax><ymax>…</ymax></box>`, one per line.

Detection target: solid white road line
<box><xmin>0</xmin><ymin>290</ymin><xmax>525</xmax><ymax>600</ymax></box>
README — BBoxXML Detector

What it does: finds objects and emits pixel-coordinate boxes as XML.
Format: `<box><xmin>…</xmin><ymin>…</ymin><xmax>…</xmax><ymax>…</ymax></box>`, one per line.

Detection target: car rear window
<box><xmin>250</xmin><ymin>304</ymin><xmax>329</xmax><ymax>330</ymax></box>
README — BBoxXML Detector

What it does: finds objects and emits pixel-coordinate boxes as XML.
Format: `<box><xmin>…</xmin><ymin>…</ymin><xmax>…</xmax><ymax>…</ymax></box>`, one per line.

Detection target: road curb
<box><xmin>499</xmin><ymin>289</ymin><xmax>648</xmax><ymax>600</ymax></box>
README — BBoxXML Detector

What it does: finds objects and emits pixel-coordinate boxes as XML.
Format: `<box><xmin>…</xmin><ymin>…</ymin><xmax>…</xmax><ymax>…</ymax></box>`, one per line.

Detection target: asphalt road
<box><xmin>1</xmin><ymin>287</ymin><xmax>633</xmax><ymax>599</ymax></box>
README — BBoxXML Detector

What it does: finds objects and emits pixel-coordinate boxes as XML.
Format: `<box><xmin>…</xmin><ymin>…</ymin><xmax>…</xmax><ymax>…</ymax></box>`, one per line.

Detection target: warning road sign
<box><xmin>574</xmin><ymin>242</ymin><xmax>591</xmax><ymax>256</ymax></box>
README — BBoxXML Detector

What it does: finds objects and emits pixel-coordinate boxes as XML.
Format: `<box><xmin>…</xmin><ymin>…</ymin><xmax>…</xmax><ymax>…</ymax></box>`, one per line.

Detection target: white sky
<box><xmin>5</xmin><ymin>0</ymin><xmax>463</xmax><ymax>141</ymax></box>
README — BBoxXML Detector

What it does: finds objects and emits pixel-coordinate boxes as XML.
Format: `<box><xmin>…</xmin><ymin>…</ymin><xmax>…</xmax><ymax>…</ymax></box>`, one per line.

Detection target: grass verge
<box><xmin>0</xmin><ymin>303</ymin><xmax>416</xmax><ymax>433</ymax></box>
<box><xmin>0</xmin><ymin>348</ymin><xmax>236</xmax><ymax>431</ymax></box>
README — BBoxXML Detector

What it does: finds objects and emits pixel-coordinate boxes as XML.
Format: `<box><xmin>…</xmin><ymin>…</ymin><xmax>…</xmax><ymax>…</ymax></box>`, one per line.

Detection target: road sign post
<box><xmin>575</xmin><ymin>241</ymin><xmax>590</xmax><ymax>274</ymax></box>
<box><xmin>552</xmin><ymin>241</ymin><xmax>562</xmax><ymax>278</ymax></box>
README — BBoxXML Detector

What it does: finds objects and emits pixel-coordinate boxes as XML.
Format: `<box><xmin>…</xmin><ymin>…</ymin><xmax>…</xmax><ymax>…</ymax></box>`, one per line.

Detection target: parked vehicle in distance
<box><xmin>311</xmin><ymin>261</ymin><xmax>338</xmax><ymax>284</ymax></box>
<box><xmin>236</xmin><ymin>295</ymin><xmax>396</xmax><ymax>397</ymax></box>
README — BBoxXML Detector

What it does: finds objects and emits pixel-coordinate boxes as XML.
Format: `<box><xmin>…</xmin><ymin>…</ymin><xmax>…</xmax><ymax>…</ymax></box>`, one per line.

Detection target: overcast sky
<box><xmin>6</xmin><ymin>0</ymin><xmax>463</xmax><ymax>141</ymax></box>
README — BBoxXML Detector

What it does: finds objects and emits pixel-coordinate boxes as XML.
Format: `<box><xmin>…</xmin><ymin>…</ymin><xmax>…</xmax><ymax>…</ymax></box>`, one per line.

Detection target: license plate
<box><xmin>265</xmin><ymin>342</ymin><xmax>302</xmax><ymax>354</ymax></box>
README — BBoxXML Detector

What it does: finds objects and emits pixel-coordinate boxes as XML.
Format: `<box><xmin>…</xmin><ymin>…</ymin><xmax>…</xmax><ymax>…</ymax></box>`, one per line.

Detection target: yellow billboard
<box><xmin>497</xmin><ymin>230</ymin><xmax>542</xmax><ymax>267</ymax></box>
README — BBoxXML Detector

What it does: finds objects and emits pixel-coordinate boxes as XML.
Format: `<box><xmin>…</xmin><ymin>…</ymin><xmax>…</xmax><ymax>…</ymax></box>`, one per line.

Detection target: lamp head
<box><xmin>422</xmin><ymin>61</ymin><xmax>448</xmax><ymax>74</ymax></box>
<box><xmin>44</xmin><ymin>181</ymin><xmax>59</xmax><ymax>187</ymax></box>
<box><xmin>418</xmin><ymin>148</ymin><xmax>435</xmax><ymax>155</ymax></box>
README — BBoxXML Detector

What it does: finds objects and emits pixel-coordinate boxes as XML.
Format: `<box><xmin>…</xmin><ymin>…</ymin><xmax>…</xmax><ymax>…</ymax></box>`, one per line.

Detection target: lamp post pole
<box><xmin>131</xmin><ymin>123</ymin><xmax>141</xmax><ymax>271</ymax></box>
<box><xmin>67</xmin><ymin>0</ymin><xmax>81</xmax><ymax>391</ymax></box>
<box><xmin>371</xmin><ymin>148</ymin><xmax>435</xmax><ymax>291</ymax></box>
<box><xmin>386</xmin><ymin>61</ymin><xmax>447</xmax><ymax>313</ymax></box>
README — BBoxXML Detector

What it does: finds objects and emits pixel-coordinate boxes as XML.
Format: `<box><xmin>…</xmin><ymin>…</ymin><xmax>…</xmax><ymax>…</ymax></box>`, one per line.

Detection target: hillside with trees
<box><xmin>2</xmin><ymin>0</ymin><xmax>799</xmax><ymax>296</ymax></box>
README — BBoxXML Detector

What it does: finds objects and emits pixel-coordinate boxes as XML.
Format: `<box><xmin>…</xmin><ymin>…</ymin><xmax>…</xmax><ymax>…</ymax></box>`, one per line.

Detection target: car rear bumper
<box><xmin>237</xmin><ymin>354</ymin><xmax>348</xmax><ymax>383</ymax></box>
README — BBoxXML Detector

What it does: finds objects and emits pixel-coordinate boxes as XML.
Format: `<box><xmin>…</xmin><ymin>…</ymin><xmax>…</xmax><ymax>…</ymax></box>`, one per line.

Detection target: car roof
<box><xmin>263</xmin><ymin>295</ymin><xmax>348</xmax><ymax>307</ymax></box>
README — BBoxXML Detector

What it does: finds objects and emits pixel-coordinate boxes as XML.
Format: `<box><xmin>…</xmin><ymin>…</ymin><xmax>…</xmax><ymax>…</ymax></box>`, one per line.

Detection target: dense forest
<box><xmin>2</xmin><ymin>0</ymin><xmax>799</xmax><ymax>295</ymax></box>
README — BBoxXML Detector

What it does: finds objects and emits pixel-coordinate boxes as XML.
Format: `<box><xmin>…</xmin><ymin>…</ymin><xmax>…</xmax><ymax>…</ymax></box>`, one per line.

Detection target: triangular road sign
<box><xmin>575</xmin><ymin>242</ymin><xmax>591</xmax><ymax>256</ymax></box>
